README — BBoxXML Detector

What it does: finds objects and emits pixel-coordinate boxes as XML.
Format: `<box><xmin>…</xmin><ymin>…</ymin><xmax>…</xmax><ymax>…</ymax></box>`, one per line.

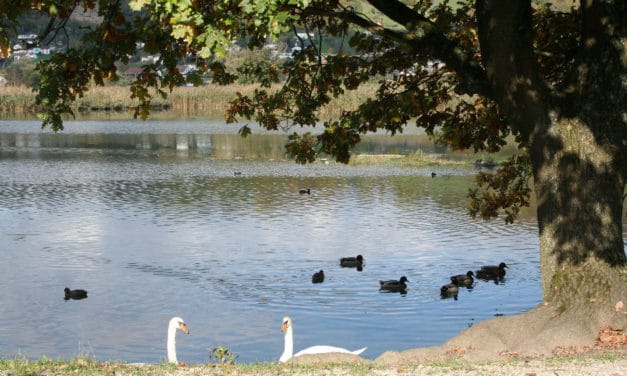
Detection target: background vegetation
<box><xmin>0</xmin><ymin>81</ymin><xmax>380</xmax><ymax>120</ymax></box>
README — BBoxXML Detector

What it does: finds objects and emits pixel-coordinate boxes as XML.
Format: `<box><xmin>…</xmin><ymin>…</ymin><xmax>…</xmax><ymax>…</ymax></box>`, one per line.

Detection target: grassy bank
<box><xmin>1</xmin><ymin>353</ymin><xmax>625</xmax><ymax>376</ymax></box>
<box><xmin>0</xmin><ymin>358</ymin><xmax>380</xmax><ymax>376</ymax></box>
<box><xmin>0</xmin><ymin>83</ymin><xmax>377</xmax><ymax>120</ymax></box>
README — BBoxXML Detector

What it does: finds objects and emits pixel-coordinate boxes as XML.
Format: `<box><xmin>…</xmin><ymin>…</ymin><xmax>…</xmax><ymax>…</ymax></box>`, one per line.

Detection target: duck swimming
<box><xmin>312</xmin><ymin>270</ymin><xmax>325</xmax><ymax>284</ymax></box>
<box><xmin>299</xmin><ymin>188</ymin><xmax>311</xmax><ymax>195</ymax></box>
<box><xmin>476</xmin><ymin>262</ymin><xmax>508</xmax><ymax>280</ymax></box>
<box><xmin>440</xmin><ymin>282</ymin><xmax>459</xmax><ymax>300</ymax></box>
<box><xmin>340</xmin><ymin>255</ymin><xmax>364</xmax><ymax>268</ymax></box>
<box><xmin>64</xmin><ymin>287</ymin><xmax>88</xmax><ymax>300</ymax></box>
<box><xmin>379</xmin><ymin>276</ymin><xmax>408</xmax><ymax>292</ymax></box>
<box><xmin>440</xmin><ymin>282</ymin><xmax>459</xmax><ymax>295</ymax></box>
<box><xmin>450</xmin><ymin>271</ymin><xmax>474</xmax><ymax>286</ymax></box>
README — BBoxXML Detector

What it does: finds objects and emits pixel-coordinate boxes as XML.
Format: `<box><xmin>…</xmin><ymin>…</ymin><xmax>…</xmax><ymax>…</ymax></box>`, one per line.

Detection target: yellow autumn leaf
<box><xmin>0</xmin><ymin>39</ymin><xmax>10</xmax><ymax>59</ymax></box>
<box><xmin>129</xmin><ymin>0</ymin><xmax>148</xmax><ymax>11</ymax></box>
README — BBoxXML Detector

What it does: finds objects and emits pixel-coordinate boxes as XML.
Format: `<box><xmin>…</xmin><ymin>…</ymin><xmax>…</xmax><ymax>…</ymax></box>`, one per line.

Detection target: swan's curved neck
<box><xmin>167</xmin><ymin>323</ymin><xmax>178</xmax><ymax>363</ymax></box>
<box><xmin>280</xmin><ymin>326</ymin><xmax>293</xmax><ymax>363</ymax></box>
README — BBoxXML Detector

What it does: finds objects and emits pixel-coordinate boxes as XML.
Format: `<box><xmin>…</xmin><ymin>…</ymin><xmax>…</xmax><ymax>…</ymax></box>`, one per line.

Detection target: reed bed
<box><xmin>0</xmin><ymin>82</ymin><xmax>378</xmax><ymax>120</ymax></box>
<box><xmin>0</xmin><ymin>86</ymin><xmax>37</xmax><ymax>114</ymax></box>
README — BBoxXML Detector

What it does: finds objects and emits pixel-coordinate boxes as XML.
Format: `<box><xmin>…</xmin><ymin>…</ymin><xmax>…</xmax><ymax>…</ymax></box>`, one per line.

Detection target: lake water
<box><xmin>0</xmin><ymin>120</ymin><xmax>544</xmax><ymax>364</ymax></box>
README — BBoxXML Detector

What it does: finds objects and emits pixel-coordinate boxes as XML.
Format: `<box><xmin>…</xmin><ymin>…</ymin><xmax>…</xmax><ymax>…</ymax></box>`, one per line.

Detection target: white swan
<box><xmin>279</xmin><ymin>316</ymin><xmax>367</xmax><ymax>363</ymax></box>
<box><xmin>167</xmin><ymin>317</ymin><xmax>190</xmax><ymax>364</ymax></box>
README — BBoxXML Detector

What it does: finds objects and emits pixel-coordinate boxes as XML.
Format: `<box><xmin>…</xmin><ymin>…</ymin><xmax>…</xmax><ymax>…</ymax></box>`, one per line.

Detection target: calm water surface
<box><xmin>0</xmin><ymin>120</ymin><xmax>543</xmax><ymax>364</ymax></box>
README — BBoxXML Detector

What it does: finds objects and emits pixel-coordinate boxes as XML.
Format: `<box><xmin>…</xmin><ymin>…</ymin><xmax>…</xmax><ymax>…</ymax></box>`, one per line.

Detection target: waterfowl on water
<box><xmin>440</xmin><ymin>282</ymin><xmax>459</xmax><ymax>295</ymax></box>
<box><xmin>440</xmin><ymin>282</ymin><xmax>459</xmax><ymax>300</ymax></box>
<box><xmin>167</xmin><ymin>317</ymin><xmax>190</xmax><ymax>365</ymax></box>
<box><xmin>299</xmin><ymin>188</ymin><xmax>311</xmax><ymax>195</ymax></box>
<box><xmin>312</xmin><ymin>270</ymin><xmax>325</xmax><ymax>284</ymax></box>
<box><xmin>64</xmin><ymin>287</ymin><xmax>88</xmax><ymax>300</ymax></box>
<box><xmin>475</xmin><ymin>262</ymin><xmax>508</xmax><ymax>280</ymax></box>
<box><xmin>279</xmin><ymin>316</ymin><xmax>367</xmax><ymax>363</ymax></box>
<box><xmin>450</xmin><ymin>271</ymin><xmax>474</xmax><ymax>286</ymax></box>
<box><xmin>340</xmin><ymin>255</ymin><xmax>364</xmax><ymax>268</ymax></box>
<box><xmin>379</xmin><ymin>276</ymin><xmax>408</xmax><ymax>292</ymax></box>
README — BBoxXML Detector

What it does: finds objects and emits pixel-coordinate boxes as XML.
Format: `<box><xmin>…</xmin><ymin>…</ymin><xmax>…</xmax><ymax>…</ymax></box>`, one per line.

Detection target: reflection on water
<box><xmin>0</xmin><ymin>120</ymin><xmax>546</xmax><ymax>364</ymax></box>
<box><xmin>0</xmin><ymin>119</ymin><xmax>521</xmax><ymax>161</ymax></box>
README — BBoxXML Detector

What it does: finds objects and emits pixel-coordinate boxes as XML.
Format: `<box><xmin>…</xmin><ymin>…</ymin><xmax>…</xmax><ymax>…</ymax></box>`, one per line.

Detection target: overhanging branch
<box><xmin>302</xmin><ymin>2</ymin><xmax>493</xmax><ymax>98</ymax></box>
<box><xmin>476</xmin><ymin>0</ymin><xmax>549</xmax><ymax>142</ymax></box>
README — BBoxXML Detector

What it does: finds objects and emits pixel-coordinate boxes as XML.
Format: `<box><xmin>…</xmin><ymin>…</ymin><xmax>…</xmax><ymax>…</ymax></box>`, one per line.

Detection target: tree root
<box><xmin>375</xmin><ymin>304</ymin><xmax>627</xmax><ymax>365</ymax></box>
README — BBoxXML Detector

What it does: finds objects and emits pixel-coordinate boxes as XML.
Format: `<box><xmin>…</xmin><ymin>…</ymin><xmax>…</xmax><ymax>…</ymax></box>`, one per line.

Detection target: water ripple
<box><xmin>1</xmin><ymin>139</ymin><xmax>550</xmax><ymax>364</ymax></box>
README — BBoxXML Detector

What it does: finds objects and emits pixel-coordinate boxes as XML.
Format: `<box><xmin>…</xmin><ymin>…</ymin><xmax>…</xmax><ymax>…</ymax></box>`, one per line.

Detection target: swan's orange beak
<box><xmin>281</xmin><ymin>321</ymin><xmax>288</xmax><ymax>333</ymax></box>
<box><xmin>179</xmin><ymin>322</ymin><xmax>190</xmax><ymax>334</ymax></box>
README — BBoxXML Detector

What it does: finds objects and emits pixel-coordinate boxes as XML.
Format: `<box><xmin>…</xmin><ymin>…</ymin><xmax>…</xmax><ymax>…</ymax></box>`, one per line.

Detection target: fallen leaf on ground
<box><xmin>596</xmin><ymin>327</ymin><xmax>627</xmax><ymax>348</ymax></box>
<box><xmin>552</xmin><ymin>346</ymin><xmax>592</xmax><ymax>356</ymax></box>
<box><xmin>445</xmin><ymin>346</ymin><xmax>470</xmax><ymax>356</ymax></box>
<box><xmin>498</xmin><ymin>351</ymin><xmax>519</xmax><ymax>360</ymax></box>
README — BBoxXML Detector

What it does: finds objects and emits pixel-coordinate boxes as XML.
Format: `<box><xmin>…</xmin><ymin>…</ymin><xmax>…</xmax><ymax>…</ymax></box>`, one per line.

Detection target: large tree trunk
<box><xmin>417</xmin><ymin>0</ymin><xmax>627</xmax><ymax>359</ymax></box>
<box><xmin>532</xmin><ymin>116</ymin><xmax>626</xmax><ymax>323</ymax></box>
<box><xmin>373</xmin><ymin>1</ymin><xmax>626</xmax><ymax>363</ymax></box>
<box><xmin>477</xmin><ymin>0</ymin><xmax>626</xmax><ymax>322</ymax></box>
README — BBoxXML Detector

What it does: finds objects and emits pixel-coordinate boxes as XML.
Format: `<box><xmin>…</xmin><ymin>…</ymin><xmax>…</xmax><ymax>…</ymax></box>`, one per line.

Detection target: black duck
<box><xmin>312</xmin><ymin>270</ymin><xmax>325</xmax><ymax>284</ymax></box>
<box><xmin>440</xmin><ymin>282</ymin><xmax>459</xmax><ymax>295</ymax></box>
<box><xmin>64</xmin><ymin>287</ymin><xmax>88</xmax><ymax>300</ymax></box>
<box><xmin>475</xmin><ymin>262</ymin><xmax>508</xmax><ymax>280</ymax></box>
<box><xmin>340</xmin><ymin>255</ymin><xmax>364</xmax><ymax>268</ymax></box>
<box><xmin>379</xmin><ymin>276</ymin><xmax>408</xmax><ymax>292</ymax></box>
<box><xmin>450</xmin><ymin>271</ymin><xmax>474</xmax><ymax>286</ymax></box>
<box><xmin>440</xmin><ymin>282</ymin><xmax>459</xmax><ymax>300</ymax></box>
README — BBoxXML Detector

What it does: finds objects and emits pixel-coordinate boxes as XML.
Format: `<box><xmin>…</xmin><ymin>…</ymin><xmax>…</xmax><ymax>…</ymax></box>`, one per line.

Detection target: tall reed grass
<box><xmin>0</xmin><ymin>86</ymin><xmax>37</xmax><ymax>114</ymax></box>
<box><xmin>0</xmin><ymin>82</ymin><xmax>378</xmax><ymax>120</ymax></box>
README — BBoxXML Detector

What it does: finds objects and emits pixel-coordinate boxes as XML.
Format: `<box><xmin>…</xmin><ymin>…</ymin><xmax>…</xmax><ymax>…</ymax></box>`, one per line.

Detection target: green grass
<box><xmin>1</xmin><ymin>353</ymin><xmax>624</xmax><ymax>376</ymax></box>
<box><xmin>0</xmin><ymin>357</ymin><xmax>182</xmax><ymax>376</ymax></box>
<box><xmin>0</xmin><ymin>358</ymin><xmax>380</xmax><ymax>376</ymax></box>
<box><xmin>542</xmin><ymin>352</ymin><xmax>622</xmax><ymax>365</ymax></box>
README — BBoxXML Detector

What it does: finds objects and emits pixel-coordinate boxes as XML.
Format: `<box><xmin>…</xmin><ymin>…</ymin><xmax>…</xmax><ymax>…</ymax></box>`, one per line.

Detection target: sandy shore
<box><xmin>279</xmin><ymin>352</ymin><xmax>626</xmax><ymax>376</ymax></box>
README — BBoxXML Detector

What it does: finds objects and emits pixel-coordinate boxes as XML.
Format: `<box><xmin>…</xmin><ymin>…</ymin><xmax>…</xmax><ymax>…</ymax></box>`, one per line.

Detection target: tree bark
<box><xmin>476</xmin><ymin>0</ymin><xmax>627</xmax><ymax>323</ymax></box>
<box><xmin>533</xmin><ymin>116</ymin><xmax>626</xmax><ymax>322</ymax></box>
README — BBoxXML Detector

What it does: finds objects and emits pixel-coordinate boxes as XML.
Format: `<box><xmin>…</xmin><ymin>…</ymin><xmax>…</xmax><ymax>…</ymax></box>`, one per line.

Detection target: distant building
<box><xmin>140</xmin><ymin>54</ymin><xmax>159</xmax><ymax>63</ymax></box>
<box><xmin>9</xmin><ymin>33</ymin><xmax>56</xmax><ymax>60</ymax></box>
<box><xmin>176</xmin><ymin>64</ymin><xmax>196</xmax><ymax>78</ymax></box>
<box><xmin>17</xmin><ymin>34</ymin><xmax>38</xmax><ymax>42</ymax></box>
<box><xmin>123</xmin><ymin>67</ymin><xmax>143</xmax><ymax>79</ymax></box>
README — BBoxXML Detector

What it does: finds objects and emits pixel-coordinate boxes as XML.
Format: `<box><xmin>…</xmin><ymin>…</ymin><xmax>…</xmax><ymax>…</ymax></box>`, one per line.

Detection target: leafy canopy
<box><xmin>0</xmin><ymin>0</ymin><xmax>581</xmax><ymax>222</ymax></box>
